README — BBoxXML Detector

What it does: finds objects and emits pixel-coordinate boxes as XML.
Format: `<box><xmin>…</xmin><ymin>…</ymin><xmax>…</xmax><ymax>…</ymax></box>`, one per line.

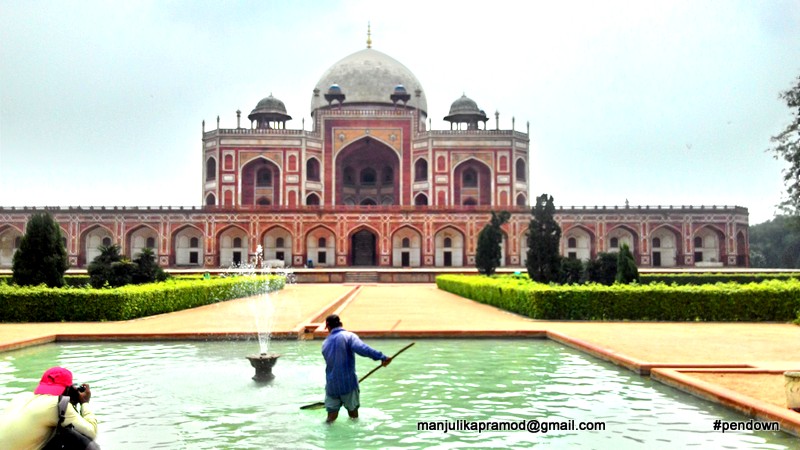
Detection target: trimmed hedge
<box><xmin>1</xmin><ymin>275</ymin><xmax>91</xmax><ymax>288</ymax></box>
<box><xmin>436</xmin><ymin>274</ymin><xmax>800</xmax><ymax>321</ymax></box>
<box><xmin>0</xmin><ymin>275</ymin><xmax>284</xmax><ymax>322</ymax></box>
<box><xmin>640</xmin><ymin>273</ymin><xmax>800</xmax><ymax>285</ymax></box>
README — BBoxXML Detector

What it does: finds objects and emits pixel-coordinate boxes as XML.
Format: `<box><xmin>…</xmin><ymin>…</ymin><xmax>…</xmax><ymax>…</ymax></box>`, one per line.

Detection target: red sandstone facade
<box><xmin>0</xmin><ymin>45</ymin><xmax>749</xmax><ymax>270</ymax></box>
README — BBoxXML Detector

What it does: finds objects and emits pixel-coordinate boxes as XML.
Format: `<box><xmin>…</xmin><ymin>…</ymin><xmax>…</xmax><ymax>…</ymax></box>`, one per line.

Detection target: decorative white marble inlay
<box><xmin>413</xmin><ymin>182</ymin><xmax>430</xmax><ymax>190</ymax></box>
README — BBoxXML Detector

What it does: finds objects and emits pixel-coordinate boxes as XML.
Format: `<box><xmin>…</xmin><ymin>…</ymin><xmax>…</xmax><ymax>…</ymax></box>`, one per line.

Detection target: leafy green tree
<box><xmin>769</xmin><ymin>74</ymin><xmax>800</xmax><ymax>214</ymax></box>
<box><xmin>749</xmin><ymin>216</ymin><xmax>800</xmax><ymax>268</ymax></box>
<box><xmin>526</xmin><ymin>194</ymin><xmax>562</xmax><ymax>283</ymax></box>
<box><xmin>475</xmin><ymin>211</ymin><xmax>511</xmax><ymax>276</ymax></box>
<box><xmin>584</xmin><ymin>252</ymin><xmax>618</xmax><ymax>285</ymax></box>
<box><xmin>12</xmin><ymin>212</ymin><xmax>69</xmax><ymax>287</ymax></box>
<box><xmin>615</xmin><ymin>243</ymin><xmax>640</xmax><ymax>284</ymax></box>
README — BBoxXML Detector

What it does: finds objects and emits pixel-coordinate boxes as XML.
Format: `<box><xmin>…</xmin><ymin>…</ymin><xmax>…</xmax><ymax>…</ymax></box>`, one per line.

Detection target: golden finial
<box><xmin>367</xmin><ymin>22</ymin><xmax>372</xmax><ymax>48</ymax></box>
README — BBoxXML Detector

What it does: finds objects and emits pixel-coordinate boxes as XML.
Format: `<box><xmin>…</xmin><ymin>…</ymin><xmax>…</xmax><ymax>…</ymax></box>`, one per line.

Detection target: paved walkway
<box><xmin>1</xmin><ymin>283</ymin><xmax>799</xmax><ymax>435</ymax></box>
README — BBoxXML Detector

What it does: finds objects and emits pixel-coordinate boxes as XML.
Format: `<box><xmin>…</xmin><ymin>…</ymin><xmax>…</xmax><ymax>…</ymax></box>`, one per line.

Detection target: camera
<box><xmin>64</xmin><ymin>384</ymin><xmax>87</xmax><ymax>405</ymax></box>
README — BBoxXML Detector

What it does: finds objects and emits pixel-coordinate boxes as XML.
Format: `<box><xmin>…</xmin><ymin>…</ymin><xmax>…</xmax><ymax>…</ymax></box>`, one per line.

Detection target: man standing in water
<box><xmin>322</xmin><ymin>314</ymin><xmax>391</xmax><ymax>423</ymax></box>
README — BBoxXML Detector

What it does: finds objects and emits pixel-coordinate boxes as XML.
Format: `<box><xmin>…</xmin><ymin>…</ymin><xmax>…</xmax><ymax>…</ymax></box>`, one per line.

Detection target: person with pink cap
<box><xmin>0</xmin><ymin>366</ymin><xmax>98</xmax><ymax>449</ymax></box>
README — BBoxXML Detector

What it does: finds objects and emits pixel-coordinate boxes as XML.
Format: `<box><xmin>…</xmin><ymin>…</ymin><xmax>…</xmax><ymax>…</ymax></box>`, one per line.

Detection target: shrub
<box><xmin>109</xmin><ymin>260</ymin><xmax>136</xmax><ymax>287</ymax></box>
<box><xmin>132</xmin><ymin>248</ymin><xmax>167</xmax><ymax>284</ymax></box>
<box><xmin>88</xmin><ymin>245</ymin><xmax>167</xmax><ymax>287</ymax></box>
<box><xmin>0</xmin><ymin>275</ymin><xmax>285</xmax><ymax>322</ymax></box>
<box><xmin>639</xmin><ymin>273</ymin><xmax>800</xmax><ymax>285</ymax></box>
<box><xmin>88</xmin><ymin>244</ymin><xmax>123</xmax><ymax>288</ymax></box>
<box><xmin>436</xmin><ymin>274</ymin><xmax>800</xmax><ymax>322</ymax></box>
<box><xmin>559</xmin><ymin>258</ymin><xmax>584</xmax><ymax>285</ymax></box>
<box><xmin>584</xmin><ymin>252</ymin><xmax>617</xmax><ymax>285</ymax></box>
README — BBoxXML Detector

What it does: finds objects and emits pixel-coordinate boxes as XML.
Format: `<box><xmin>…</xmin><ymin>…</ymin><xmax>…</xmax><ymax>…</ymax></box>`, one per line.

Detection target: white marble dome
<box><xmin>311</xmin><ymin>48</ymin><xmax>427</xmax><ymax>115</ymax></box>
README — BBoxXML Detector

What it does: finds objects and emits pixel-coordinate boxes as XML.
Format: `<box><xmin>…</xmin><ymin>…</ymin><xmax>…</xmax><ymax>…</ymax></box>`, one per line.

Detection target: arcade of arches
<box><xmin>0</xmin><ymin>207</ymin><xmax>749</xmax><ymax>269</ymax></box>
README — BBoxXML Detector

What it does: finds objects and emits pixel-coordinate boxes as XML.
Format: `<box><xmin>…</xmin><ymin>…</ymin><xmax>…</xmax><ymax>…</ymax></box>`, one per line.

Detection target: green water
<box><xmin>0</xmin><ymin>339</ymin><xmax>795</xmax><ymax>449</ymax></box>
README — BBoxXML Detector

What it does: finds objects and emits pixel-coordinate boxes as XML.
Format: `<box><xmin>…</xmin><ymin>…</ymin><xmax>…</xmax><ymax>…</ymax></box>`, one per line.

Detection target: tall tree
<box><xmin>615</xmin><ymin>243</ymin><xmax>640</xmax><ymax>284</ymax></box>
<box><xmin>526</xmin><ymin>194</ymin><xmax>562</xmax><ymax>283</ymax></box>
<box><xmin>769</xmin><ymin>74</ymin><xmax>800</xmax><ymax>214</ymax></box>
<box><xmin>749</xmin><ymin>216</ymin><xmax>800</xmax><ymax>268</ymax></box>
<box><xmin>12</xmin><ymin>212</ymin><xmax>69</xmax><ymax>287</ymax></box>
<box><xmin>475</xmin><ymin>211</ymin><xmax>511</xmax><ymax>276</ymax></box>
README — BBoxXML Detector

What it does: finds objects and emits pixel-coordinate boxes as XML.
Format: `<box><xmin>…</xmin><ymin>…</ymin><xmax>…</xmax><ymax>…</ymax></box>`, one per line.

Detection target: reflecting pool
<box><xmin>0</xmin><ymin>339</ymin><xmax>794</xmax><ymax>449</ymax></box>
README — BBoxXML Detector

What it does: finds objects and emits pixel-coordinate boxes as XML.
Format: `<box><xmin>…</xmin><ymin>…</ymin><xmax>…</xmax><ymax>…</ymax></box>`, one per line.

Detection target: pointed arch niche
<box><xmin>219</xmin><ymin>227</ymin><xmax>249</xmax><ymax>266</ymax></box>
<box><xmin>650</xmin><ymin>226</ymin><xmax>680</xmax><ymax>268</ymax></box>
<box><xmin>392</xmin><ymin>227</ymin><xmax>422</xmax><ymax>267</ymax></box>
<box><xmin>241</xmin><ymin>158</ymin><xmax>281</xmax><ymax>207</ymax></box>
<box><xmin>434</xmin><ymin>227</ymin><xmax>465</xmax><ymax>267</ymax></box>
<box><xmin>454</xmin><ymin>159</ymin><xmax>491</xmax><ymax>206</ymax></box>
<box><xmin>335</xmin><ymin>138</ymin><xmax>399</xmax><ymax>206</ymax></box>
<box><xmin>173</xmin><ymin>226</ymin><xmax>204</xmax><ymax>266</ymax></box>
<box><xmin>263</xmin><ymin>227</ymin><xmax>292</xmax><ymax>267</ymax></box>
<box><xmin>128</xmin><ymin>226</ymin><xmax>159</xmax><ymax>259</ymax></box>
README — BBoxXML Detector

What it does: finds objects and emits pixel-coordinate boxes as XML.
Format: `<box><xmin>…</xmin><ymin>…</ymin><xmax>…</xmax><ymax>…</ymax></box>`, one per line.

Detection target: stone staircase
<box><xmin>344</xmin><ymin>271</ymin><xmax>379</xmax><ymax>283</ymax></box>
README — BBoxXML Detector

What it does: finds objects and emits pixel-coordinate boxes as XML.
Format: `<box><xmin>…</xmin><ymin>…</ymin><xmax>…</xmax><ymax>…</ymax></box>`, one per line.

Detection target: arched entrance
<box><xmin>351</xmin><ymin>229</ymin><xmax>376</xmax><ymax>266</ymax></box>
<box><xmin>453</xmin><ymin>159</ymin><xmax>491</xmax><ymax>206</ymax></box>
<box><xmin>241</xmin><ymin>157</ymin><xmax>281</xmax><ymax>207</ymax></box>
<box><xmin>336</xmin><ymin>137</ymin><xmax>400</xmax><ymax>206</ymax></box>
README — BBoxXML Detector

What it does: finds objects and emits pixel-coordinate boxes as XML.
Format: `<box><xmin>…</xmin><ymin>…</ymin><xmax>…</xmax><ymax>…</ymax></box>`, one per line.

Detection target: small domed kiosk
<box><xmin>444</xmin><ymin>94</ymin><xmax>488</xmax><ymax>130</ymax></box>
<box><xmin>248</xmin><ymin>94</ymin><xmax>292</xmax><ymax>129</ymax></box>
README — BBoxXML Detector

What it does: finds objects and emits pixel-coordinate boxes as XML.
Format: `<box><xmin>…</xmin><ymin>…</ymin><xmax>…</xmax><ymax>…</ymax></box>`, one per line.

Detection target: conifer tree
<box><xmin>12</xmin><ymin>212</ymin><xmax>69</xmax><ymax>287</ymax></box>
<box><xmin>526</xmin><ymin>194</ymin><xmax>562</xmax><ymax>283</ymax></box>
<box><xmin>615</xmin><ymin>243</ymin><xmax>640</xmax><ymax>284</ymax></box>
<box><xmin>475</xmin><ymin>211</ymin><xmax>511</xmax><ymax>276</ymax></box>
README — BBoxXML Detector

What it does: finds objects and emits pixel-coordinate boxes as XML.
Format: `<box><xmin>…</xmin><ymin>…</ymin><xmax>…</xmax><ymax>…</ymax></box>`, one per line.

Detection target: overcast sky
<box><xmin>1</xmin><ymin>0</ymin><xmax>798</xmax><ymax>225</ymax></box>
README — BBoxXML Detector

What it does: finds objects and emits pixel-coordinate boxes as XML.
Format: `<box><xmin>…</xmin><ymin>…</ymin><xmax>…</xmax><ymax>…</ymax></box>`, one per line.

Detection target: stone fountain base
<box><xmin>247</xmin><ymin>353</ymin><xmax>280</xmax><ymax>382</ymax></box>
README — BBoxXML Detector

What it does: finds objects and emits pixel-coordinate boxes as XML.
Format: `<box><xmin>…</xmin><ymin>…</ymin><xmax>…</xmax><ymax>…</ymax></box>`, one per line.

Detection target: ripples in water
<box><xmin>0</xmin><ymin>339</ymin><xmax>795</xmax><ymax>449</ymax></box>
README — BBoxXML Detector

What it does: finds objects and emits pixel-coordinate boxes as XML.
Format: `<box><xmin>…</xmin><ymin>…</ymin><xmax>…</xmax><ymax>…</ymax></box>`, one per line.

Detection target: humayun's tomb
<box><xmin>0</xmin><ymin>37</ymin><xmax>749</xmax><ymax>271</ymax></box>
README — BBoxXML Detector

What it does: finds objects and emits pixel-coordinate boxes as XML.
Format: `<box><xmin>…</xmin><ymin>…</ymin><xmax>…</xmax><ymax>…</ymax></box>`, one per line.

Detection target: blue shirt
<box><xmin>322</xmin><ymin>327</ymin><xmax>386</xmax><ymax>397</ymax></box>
